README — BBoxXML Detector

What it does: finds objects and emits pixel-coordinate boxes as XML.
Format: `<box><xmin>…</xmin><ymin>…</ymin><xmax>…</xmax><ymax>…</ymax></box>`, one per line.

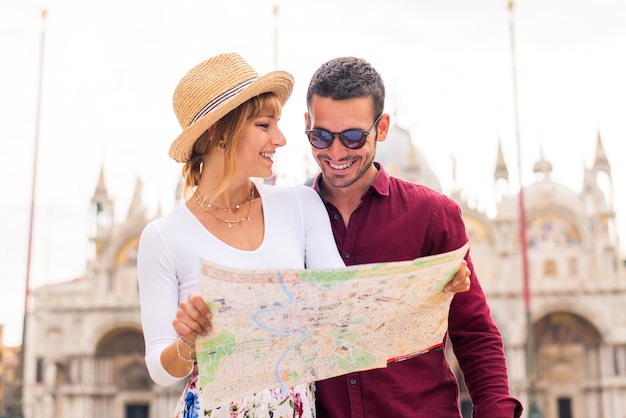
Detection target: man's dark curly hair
<box><xmin>306</xmin><ymin>57</ymin><xmax>385</xmax><ymax>118</ymax></box>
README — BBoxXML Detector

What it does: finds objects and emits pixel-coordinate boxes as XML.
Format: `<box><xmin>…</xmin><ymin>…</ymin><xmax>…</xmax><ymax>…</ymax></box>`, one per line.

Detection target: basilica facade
<box><xmin>21</xmin><ymin>126</ymin><xmax>626</xmax><ymax>418</ymax></box>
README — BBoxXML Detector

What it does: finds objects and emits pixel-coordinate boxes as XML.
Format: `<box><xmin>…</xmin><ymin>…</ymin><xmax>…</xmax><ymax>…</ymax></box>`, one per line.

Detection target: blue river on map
<box><xmin>251</xmin><ymin>270</ymin><xmax>306</xmax><ymax>395</ymax></box>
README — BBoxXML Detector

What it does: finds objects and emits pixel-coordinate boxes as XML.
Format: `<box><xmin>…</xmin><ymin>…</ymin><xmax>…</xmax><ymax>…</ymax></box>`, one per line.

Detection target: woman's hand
<box><xmin>444</xmin><ymin>260</ymin><xmax>471</xmax><ymax>294</ymax></box>
<box><xmin>173</xmin><ymin>292</ymin><xmax>213</xmax><ymax>345</ymax></box>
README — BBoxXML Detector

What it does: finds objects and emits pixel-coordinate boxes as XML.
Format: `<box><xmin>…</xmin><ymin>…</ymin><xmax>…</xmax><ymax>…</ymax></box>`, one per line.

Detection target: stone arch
<box><xmin>462</xmin><ymin>215</ymin><xmax>496</xmax><ymax>248</ymax></box>
<box><xmin>531</xmin><ymin>303</ymin><xmax>609</xmax><ymax>341</ymax></box>
<box><xmin>99</xmin><ymin>227</ymin><xmax>145</xmax><ymax>268</ymax></box>
<box><xmin>83</xmin><ymin>315</ymin><xmax>143</xmax><ymax>351</ymax></box>
<box><xmin>526</xmin><ymin>213</ymin><xmax>582</xmax><ymax>249</ymax></box>
<box><xmin>95</xmin><ymin>327</ymin><xmax>151</xmax><ymax>390</ymax></box>
<box><xmin>534</xmin><ymin>312</ymin><xmax>601</xmax><ymax>347</ymax></box>
<box><xmin>462</xmin><ymin>214</ymin><xmax>500</xmax><ymax>289</ymax></box>
<box><xmin>531</xmin><ymin>311</ymin><xmax>604</xmax><ymax>416</ymax></box>
<box><xmin>95</xmin><ymin>328</ymin><xmax>145</xmax><ymax>357</ymax></box>
<box><xmin>533</xmin><ymin>312</ymin><xmax>603</xmax><ymax>384</ymax></box>
<box><xmin>502</xmin><ymin>206</ymin><xmax>589</xmax><ymax>251</ymax></box>
<box><xmin>115</xmin><ymin>235</ymin><xmax>140</xmax><ymax>267</ymax></box>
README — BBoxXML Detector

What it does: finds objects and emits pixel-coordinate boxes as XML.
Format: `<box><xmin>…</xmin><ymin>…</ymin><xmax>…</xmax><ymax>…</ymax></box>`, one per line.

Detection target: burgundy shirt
<box><xmin>312</xmin><ymin>163</ymin><xmax>523</xmax><ymax>418</ymax></box>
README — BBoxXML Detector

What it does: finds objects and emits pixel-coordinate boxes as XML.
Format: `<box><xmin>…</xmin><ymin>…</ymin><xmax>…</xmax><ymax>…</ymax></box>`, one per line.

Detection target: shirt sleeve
<box><xmin>296</xmin><ymin>186</ymin><xmax>346</xmax><ymax>270</ymax></box>
<box><xmin>137</xmin><ymin>222</ymin><xmax>190</xmax><ymax>386</ymax></box>
<box><xmin>430</xmin><ymin>195</ymin><xmax>523</xmax><ymax>418</ymax></box>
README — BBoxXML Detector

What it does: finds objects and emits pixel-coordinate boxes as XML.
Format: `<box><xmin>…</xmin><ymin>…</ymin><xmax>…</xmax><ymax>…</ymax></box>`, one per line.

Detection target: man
<box><xmin>305</xmin><ymin>57</ymin><xmax>523</xmax><ymax>417</ymax></box>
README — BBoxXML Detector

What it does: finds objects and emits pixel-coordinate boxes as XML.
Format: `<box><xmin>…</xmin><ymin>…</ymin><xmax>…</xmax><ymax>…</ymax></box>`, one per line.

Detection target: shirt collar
<box><xmin>369</xmin><ymin>162</ymin><xmax>390</xmax><ymax>197</ymax></box>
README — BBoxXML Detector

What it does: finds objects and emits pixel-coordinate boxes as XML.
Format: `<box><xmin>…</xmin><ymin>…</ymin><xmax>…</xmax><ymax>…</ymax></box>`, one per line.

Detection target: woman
<box><xmin>138</xmin><ymin>52</ymin><xmax>351</xmax><ymax>417</ymax></box>
<box><xmin>137</xmin><ymin>53</ymin><xmax>470</xmax><ymax>417</ymax></box>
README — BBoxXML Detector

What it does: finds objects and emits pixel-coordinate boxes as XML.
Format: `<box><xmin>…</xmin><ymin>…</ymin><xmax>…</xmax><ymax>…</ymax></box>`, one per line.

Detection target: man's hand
<box><xmin>444</xmin><ymin>260</ymin><xmax>471</xmax><ymax>294</ymax></box>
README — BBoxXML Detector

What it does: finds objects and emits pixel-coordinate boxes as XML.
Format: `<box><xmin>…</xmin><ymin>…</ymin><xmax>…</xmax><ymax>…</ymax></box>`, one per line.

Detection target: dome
<box><xmin>498</xmin><ymin>178</ymin><xmax>584</xmax><ymax>218</ymax></box>
<box><xmin>525</xmin><ymin>179</ymin><xmax>585</xmax><ymax>215</ymax></box>
<box><xmin>376</xmin><ymin>124</ymin><xmax>442</xmax><ymax>192</ymax></box>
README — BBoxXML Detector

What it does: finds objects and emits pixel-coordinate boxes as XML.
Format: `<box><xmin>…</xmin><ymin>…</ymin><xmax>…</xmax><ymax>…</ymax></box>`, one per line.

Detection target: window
<box><xmin>35</xmin><ymin>357</ymin><xmax>44</xmax><ymax>384</ymax></box>
<box><xmin>557</xmin><ymin>397</ymin><xmax>572</xmax><ymax>418</ymax></box>
<box><xmin>126</xmin><ymin>404</ymin><xmax>149</xmax><ymax>418</ymax></box>
<box><xmin>544</xmin><ymin>259</ymin><xmax>557</xmax><ymax>277</ymax></box>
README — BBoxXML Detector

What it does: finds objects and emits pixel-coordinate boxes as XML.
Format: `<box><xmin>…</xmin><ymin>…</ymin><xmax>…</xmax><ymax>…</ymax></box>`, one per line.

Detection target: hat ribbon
<box><xmin>188</xmin><ymin>77</ymin><xmax>257</xmax><ymax>126</ymax></box>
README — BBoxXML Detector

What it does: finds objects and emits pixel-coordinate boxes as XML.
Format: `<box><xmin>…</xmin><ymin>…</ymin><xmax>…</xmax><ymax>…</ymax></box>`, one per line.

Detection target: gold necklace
<box><xmin>195</xmin><ymin>186</ymin><xmax>256</xmax><ymax>228</ymax></box>
<box><xmin>200</xmin><ymin>194</ymin><xmax>250</xmax><ymax>213</ymax></box>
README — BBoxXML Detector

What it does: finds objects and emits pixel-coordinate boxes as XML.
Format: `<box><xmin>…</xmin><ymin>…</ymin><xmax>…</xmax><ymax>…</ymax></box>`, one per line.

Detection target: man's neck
<box><xmin>319</xmin><ymin>164</ymin><xmax>379</xmax><ymax>226</ymax></box>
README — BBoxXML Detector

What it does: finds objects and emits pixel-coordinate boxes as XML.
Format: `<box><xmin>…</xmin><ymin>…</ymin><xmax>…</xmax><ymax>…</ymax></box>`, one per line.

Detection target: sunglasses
<box><xmin>305</xmin><ymin>113</ymin><xmax>383</xmax><ymax>149</ymax></box>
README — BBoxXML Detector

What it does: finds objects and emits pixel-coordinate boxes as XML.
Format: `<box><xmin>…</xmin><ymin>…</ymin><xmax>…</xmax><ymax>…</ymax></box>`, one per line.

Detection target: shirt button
<box><xmin>350</xmin><ymin>378</ymin><xmax>357</xmax><ymax>385</ymax></box>
<box><xmin>344</xmin><ymin>253</ymin><xmax>351</xmax><ymax>259</ymax></box>
<box><xmin>333</xmin><ymin>214</ymin><xmax>340</xmax><ymax>221</ymax></box>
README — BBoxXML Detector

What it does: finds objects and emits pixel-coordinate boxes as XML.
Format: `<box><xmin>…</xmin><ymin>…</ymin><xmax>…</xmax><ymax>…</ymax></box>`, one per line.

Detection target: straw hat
<box><xmin>169</xmin><ymin>53</ymin><xmax>294</xmax><ymax>163</ymax></box>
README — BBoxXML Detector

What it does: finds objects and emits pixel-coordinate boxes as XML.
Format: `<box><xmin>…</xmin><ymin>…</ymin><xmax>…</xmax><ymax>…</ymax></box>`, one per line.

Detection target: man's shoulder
<box><xmin>385</xmin><ymin>176</ymin><xmax>461</xmax><ymax>217</ymax></box>
<box><xmin>388</xmin><ymin>175</ymin><xmax>449</xmax><ymax>199</ymax></box>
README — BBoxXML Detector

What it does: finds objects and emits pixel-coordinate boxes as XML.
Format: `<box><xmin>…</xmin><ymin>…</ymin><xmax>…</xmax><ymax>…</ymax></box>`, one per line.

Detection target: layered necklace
<box><xmin>194</xmin><ymin>185</ymin><xmax>257</xmax><ymax>228</ymax></box>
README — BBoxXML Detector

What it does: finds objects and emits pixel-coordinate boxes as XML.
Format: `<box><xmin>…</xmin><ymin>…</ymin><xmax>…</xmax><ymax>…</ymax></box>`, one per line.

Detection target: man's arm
<box><xmin>433</xmin><ymin>197</ymin><xmax>523</xmax><ymax>417</ymax></box>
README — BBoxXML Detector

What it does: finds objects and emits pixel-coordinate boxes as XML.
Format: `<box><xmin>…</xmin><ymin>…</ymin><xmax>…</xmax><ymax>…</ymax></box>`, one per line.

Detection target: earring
<box><xmin>218</xmin><ymin>141</ymin><xmax>226</xmax><ymax>150</ymax></box>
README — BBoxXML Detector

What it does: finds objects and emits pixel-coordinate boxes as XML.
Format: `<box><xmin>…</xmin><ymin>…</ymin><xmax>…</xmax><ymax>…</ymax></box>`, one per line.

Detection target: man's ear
<box><xmin>304</xmin><ymin>112</ymin><xmax>311</xmax><ymax>130</ymax></box>
<box><xmin>376</xmin><ymin>113</ymin><xmax>391</xmax><ymax>143</ymax></box>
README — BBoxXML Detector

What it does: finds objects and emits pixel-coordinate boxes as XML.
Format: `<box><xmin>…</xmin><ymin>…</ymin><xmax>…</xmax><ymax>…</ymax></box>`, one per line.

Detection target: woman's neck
<box><xmin>195</xmin><ymin>179</ymin><xmax>255</xmax><ymax>213</ymax></box>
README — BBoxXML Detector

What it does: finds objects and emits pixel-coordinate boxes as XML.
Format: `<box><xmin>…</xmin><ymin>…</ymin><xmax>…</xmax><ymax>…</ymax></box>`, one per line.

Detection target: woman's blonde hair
<box><xmin>180</xmin><ymin>92</ymin><xmax>283</xmax><ymax>199</ymax></box>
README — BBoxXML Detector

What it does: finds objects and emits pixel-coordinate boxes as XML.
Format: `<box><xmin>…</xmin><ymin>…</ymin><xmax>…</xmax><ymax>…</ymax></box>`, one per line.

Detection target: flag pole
<box><xmin>19</xmin><ymin>8</ymin><xmax>47</xmax><ymax>396</ymax></box>
<box><xmin>507</xmin><ymin>2</ymin><xmax>542</xmax><ymax>417</ymax></box>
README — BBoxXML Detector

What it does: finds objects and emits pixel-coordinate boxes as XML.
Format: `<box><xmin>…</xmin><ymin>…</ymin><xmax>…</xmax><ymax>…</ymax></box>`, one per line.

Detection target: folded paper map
<box><xmin>197</xmin><ymin>242</ymin><xmax>469</xmax><ymax>408</ymax></box>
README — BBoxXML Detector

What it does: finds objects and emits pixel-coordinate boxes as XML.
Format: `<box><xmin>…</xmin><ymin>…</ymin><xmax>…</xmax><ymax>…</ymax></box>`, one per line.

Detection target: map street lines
<box><xmin>197</xmin><ymin>242</ymin><xmax>469</xmax><ymax>408</ymax></box>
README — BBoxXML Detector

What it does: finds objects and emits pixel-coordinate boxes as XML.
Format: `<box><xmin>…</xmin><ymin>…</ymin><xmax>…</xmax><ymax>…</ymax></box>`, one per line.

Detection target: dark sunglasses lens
<box><xmin>341</xmin><ymin>130</ymin><xmax>367</xmax><ymax>149</ymax></box>
<box><xmin>308</xmin><ymin>130</ymin><xmax>333</xmax><ymax>149</ymax></box>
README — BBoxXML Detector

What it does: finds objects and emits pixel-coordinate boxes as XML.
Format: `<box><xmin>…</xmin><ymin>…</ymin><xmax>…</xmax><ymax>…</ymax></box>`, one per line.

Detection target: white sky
<box><xmin>1</xmin><ymin>0</ymin><xmax>625</xmax><ymax>346</ymax></box>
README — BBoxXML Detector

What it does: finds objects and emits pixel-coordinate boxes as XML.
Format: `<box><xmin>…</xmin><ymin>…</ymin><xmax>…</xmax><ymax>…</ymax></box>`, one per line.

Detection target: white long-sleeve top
<box><xmin>137</xmin><ymin>183</ymin><xmax>345</xmax><ymax>386</ymax></box>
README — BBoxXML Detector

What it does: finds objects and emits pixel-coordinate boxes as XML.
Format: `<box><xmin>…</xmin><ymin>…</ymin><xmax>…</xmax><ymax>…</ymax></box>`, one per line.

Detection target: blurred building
<box><xmin>1</xmin><ymin>326</ymin><xmax>21</xmax><ymax>418</ymax></box>
<box><xmin>19</xmin><ymin>127</ymin><xmax>626</xmax><ymax>418</ymax></box>
<box><xmin>1</xmin><ymin>325</ymin><xmax>4</xmax><ymax>417</ymax></box>
<box><xmin>21</xmin><ymin>171</ymin><xmax>182</xmax><ymax>418</ymax></box>
<box><xmin>378</xmin><ymin>126</ymin><xmax>626</xmax><ymax>418</ymax></box>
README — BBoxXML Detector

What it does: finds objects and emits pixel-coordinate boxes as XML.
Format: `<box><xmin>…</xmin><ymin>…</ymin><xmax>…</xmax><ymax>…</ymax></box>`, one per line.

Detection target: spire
<box><xmin>592</xmin><ymin>130</ymin><xmax>611</xmax><ymax>175</ymax></box>
<box><xmin>91</xmin><ymin>164</ymin><xmax>112</xmax><ymax>216</ymax></box>
<box><xmin>586</xmin><ymin>130</ymin><xmax>614</xmax><ymax>208</ymax></box>
<box><xmin>90</xmin><ymin>164</ymin><xmax>114</xmax><ymax>253</ymax></box>
<box><xmin>94</xmin><ymin>165</ymin><xmax>108</xmax><ymax>201</ymax></box>
<box><xmin>494</xmin><ymin>139</ymin><xmax>509</xmax><ymax>182</ymax></box>
<box><xmin>531</xmin><ymin>144</ymin><xmax>552</xmax><ymax>180</ymax></box>
<box><xmin>127</xmin><ymin>177</ymin><xmax>146</xmax><ymax>220</ymax></box>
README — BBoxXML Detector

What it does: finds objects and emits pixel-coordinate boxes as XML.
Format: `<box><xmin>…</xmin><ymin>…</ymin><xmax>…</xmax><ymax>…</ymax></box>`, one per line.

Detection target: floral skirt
<box><xmin>172</xmin><ymin>372</ymin><xmax>316</xmax><ymax>418</ymax></box>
